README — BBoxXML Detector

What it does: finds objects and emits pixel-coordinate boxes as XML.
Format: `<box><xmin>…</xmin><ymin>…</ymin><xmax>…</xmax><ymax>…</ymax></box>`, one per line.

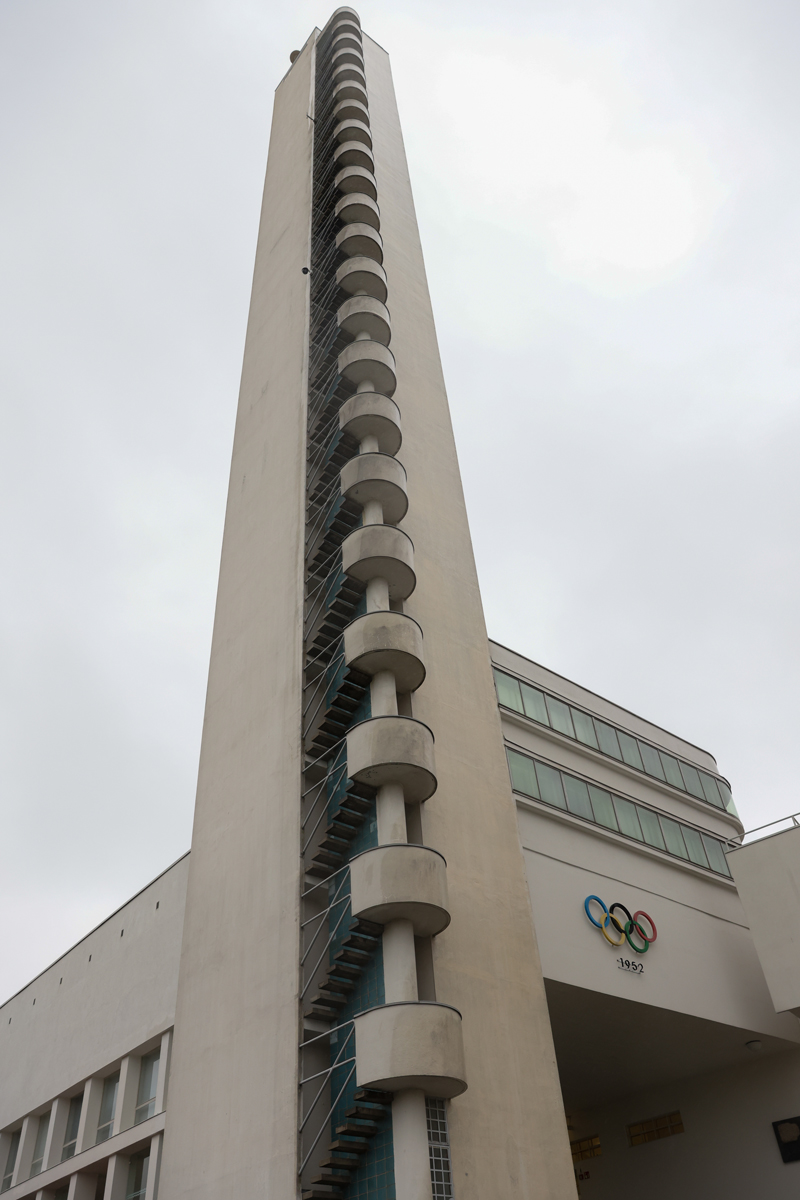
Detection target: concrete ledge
<box><xmin>331</xmin><ymin>62</ymin><xmax>366</xmax><ymax>88</ymax></box>
<box><xmin>341</xmin><ymin>524</ymin><xmax>415</xmax><ymax>599</ymax></box>
<box><xmin>335</xmin><ymin>164</ymin><xmax>377</xmax><ymax>199</ymax></box>
<box><xmin>338</xmin><ymin>341</ymin><xmax>396</xmax><ymax>395</ymax></box>
<box><xmin>335</xmin><ymin>222</ymin><xmax>383</xmax><ymax>264</ymax></box>
<box><xmin>335</xmin><ymin>192</ymin><xmax>380</xmax><ymax>230</ymax></box>
<box><xmin>335</xmin><ymin>258</ymin><xmax>387</xmax><ymax>302</ymax></box>
<box><xmin>332</xmin><ymin>78</ymin><xmax>367</xmax><ymax>107</ymax></box>
<box><xmin>340</xmin><ymin>453</ymin><xmax>407</xmax><ymax>524</ymax></box>
<box><xmin>354</xmin><ymin>1002</ymin><xmax>467</xmax><ymax>1097</ymax></box>
<box><xmin>347</xmin><ymin>716</ymin><xmax>436</xmax><ymax>802</ymax></box>
<box><xmin>339</xmin><ymin>391</ymin><xmax>400</xmax><ymax>453</ymax></box>
<box><xmin>350</xmin><ymin>844</ymin><xmax>450</xmax><ymax>935</ymax></box>
<box><xmin>334</xmin><ymin>140</ymin><xmax>374</xmax><ymax>172</ymax></box>
<box><xmin>344</xmin><ymin>610</ymin><xmax>424</xmax><ymax>690</ymax></box>
<box><xmin>331</xmin><ymin>47</ymin><xmax>364</xmax><ymax>71</ymax></box>
<box><xmin>337</xmin><ymin>296</ymin><xmax>391</xmax><ymax>345</ymax></box>
<box><xmin>334</xmin><ymin>119</ymin><xmax>372</xmax><ymax>149</ymax></box>
<box><xmin>334</xmin><ymin>98</ymin><xmax>370</xmax><ymax>126</ymax></box>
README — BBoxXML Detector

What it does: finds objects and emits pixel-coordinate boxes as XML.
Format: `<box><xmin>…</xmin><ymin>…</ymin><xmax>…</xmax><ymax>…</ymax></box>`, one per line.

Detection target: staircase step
<box><xmin>304</xmin><ymin>1005</ymin><xmax>336</xmax><ymax>1022</ymax></box>
<box><xmin>302</xmin><ymin>1188</ymin><xmax>344</xmax><ymax>1200</ymax></box>
<box><xmin>331</xmin><ymin>956</ymin><xmax>363</xmax><ymax>979</ymax></box>
<box><xmin>321</xmin><ymin>1152</ymin><xmax>361</xmax><ymax>1169</ymax></box>
<box><xmin>328</xmin><ymin>1137</ymin><xmax>370</xmax><ymax>1154</ymax></box>
<box><xmin>343</xmin><ymin>932</ymin><xmax>380</xmax><ymax>953</ymax></box>
<box><xmin>335</xmin><ymin>946</ymin><xmax>371</xmax><ymax>966</ymax></box>
<box><xmin>319</xmin><ymin>834</ymin><xmax>350</xmax><ymax>854</ymax></box>
<box><xmin>313</xmin><ymin>849</ymin><xmax>344</xmax><ymax>868</ymax></box>
<box><xmin>336</xmin><ymin>1118</ymin><xmax>380</xmax><ymax>1137</ymax></box>
<box><xmin>352</xmin><ymin>919</ymin><xmax>384</xmax><ymax>938</ymax></box>
<box><xmin>309</xmin><ymin>1170</ymin><xmax>351</xmax><ymax>1185</ymax></box>
<box><xmin>310</xmin><ymin>992</ymin><xmax>346</xmax><ymax>1011</ymax></box>
<box><xmin>346</xmin><ymin>1102</ymin><xmax>389</xmax><ymax>1120</ymax></box>
<box><xmin>319</xmin><ymin>975</ymin><xmax>355</xmax><ymax>995</ymax></box>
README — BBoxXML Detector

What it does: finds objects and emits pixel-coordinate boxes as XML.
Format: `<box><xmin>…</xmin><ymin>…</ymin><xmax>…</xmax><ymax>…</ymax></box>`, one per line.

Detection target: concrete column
<box><xmin>376</xmin><ymin>782</ymin><xmax>407</xmax><ymax>844</ymax></box>
<box><xmin>103</xmin><ymin>1155</ymin><xmax>130</xmax><ymax>1200</ymax></box>
<box><xmin>69</xmin><ymin>1173</ymin><xmax>99</xmax><ymax>1200</ymax></box>
<box><xmin>43</xmin><ymin>1097</ymin><xmax>69</xmax><ymax>1171</ymax></box>
<box><xmin>366</xmin><ymin>576</ymin><xmax>390</xmax><ymax>612</ymax></box>
<box><xmin>13</xmin><ymin>1113</ymin><xmax>40</xmax><ymax>1185</ymax></box>
<box><xmin>391</xmin><ymin>1089</ymin><xmax>431</xmax><ymax>1200</ymax></box>
<box><xmin>382</xmin><ymin>919</ymin><xmax>418</xmax><ymax>1002</ymax></box>
<box><xmin>359</xmin><ymin>434</ymin><xmax>380</xmax><ymax>454</ymax></box>
<box><xmin>144</xmin><ymin>1134</ymin><xmax>162</xmax><ymax>1200</ymax></box>
<box><xmin>370</xmin><ymin>670</ymin><xmax>397</xmax><ymax>716</ymax></box>
<box><xmin>76</xmin><ymin>1079</ymin><xmax>103</xmax><ymax>1154</ymax></box>
<box><xmin>154</xmin><ymin>1031</ymin><xmax>172</xmax><ymax>1113</ymax></box>
<box><xmin>362</xmin><ymin>498</ymin><xmax>384</xmax><ymax>525</ymax></box>
<box><xmin>114</xmin><ymin>1056</ymin><xmax>140</xmax><ymax>1136</ymax></box>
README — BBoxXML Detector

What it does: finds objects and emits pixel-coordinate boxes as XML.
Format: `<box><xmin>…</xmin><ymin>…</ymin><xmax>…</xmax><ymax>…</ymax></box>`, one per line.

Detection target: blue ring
<box><xmin>584</xmin><ymin>895</ymin><xmax>608</xmax><ymax>928</ymax></box>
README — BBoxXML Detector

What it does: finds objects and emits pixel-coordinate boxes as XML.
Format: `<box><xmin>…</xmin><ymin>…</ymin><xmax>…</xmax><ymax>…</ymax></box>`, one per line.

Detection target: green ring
<box><xmin>624</xmin><ymin>920</ymin><xmax>649</xmax><ymax>954</ymax></box>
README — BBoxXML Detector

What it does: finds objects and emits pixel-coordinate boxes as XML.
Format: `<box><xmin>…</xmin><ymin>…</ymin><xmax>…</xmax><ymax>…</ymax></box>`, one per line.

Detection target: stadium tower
<box><xmin>158</xmin><ymin>9</ymin><xmax>576</xmax><ymax>1199</ymax></box>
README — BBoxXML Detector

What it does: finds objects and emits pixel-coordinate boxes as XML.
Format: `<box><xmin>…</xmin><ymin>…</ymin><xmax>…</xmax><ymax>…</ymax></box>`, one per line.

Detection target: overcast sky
<box><xmin>2</xmin><ymin>0</ymin><xmax>799</xmax><ymax>1001</ymax></box>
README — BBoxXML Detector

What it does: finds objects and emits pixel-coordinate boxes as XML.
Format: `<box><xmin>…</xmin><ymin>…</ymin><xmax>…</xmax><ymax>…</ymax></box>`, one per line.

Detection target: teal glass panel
<box><xmin>571</xmin><ymin>709</ymin><xmax>599</xmax><ymax>749</ymax></box>
<box><xmin>563</xmin><ymin>775</ymin><xmax>593</xmax><ymax>820</ymax></box>
<box><xmin>637</xmin><ymin>806</ymin><xmax>666</xmax><ymax>850</ymax></box>
<box><xmin>614</xmin><ymin>796</ymin><xmax>643</xmax><ymax>841</ymax></box>
<box><xmin>595</xmin><ymin>720</ymin><xmax>622</xmax><ymax>760</ymax></box>
<box><xmin>589</xmin><ymin>786</ymin><xmax>618</xmax><ymax>830</ymax></box>
<box><xmin>493</xmin><ymin>669</ymin><xmax>523</xmax><ymax>713</ymax></box>
<box><xmin>639</xmin><ymin>741</ymin><xmax>666</xmax><ymax>780</ymax></box>
<box><xmin>521</xmin><ymin>683</ymin><xmax>549</xmax><ymax>725</ymax></box>
<box><xmin>545</xmin><ymin>696</ymin><xmax>575</xmax><ymax>738</ymax></box>
<box><xmin>660</xmin><ymin>816</ymin><xmax>688</xmax><ymax>858</ymax></box>
<box><xmin>617</xmin><ymin>730</ymin><xmax>644</xmax><ymax>771</ymax></box>
<box><xmin>96</xmin><ymin>1072</ymin><xmax>119</xmax><ymax>1144</ymax></box>
<box><xmin>659</xmin><ymin>751</ymin><xmax>685</xmax><ymax>790</ymax></box>
<box><xmin>2</xmin><ymin>1130</ymin><xmax>20</xmax><ymax>1193</ymax></box>
<box><xmin>702</xmin><ymin>834</ymin><xmax>731</xmax><ymax>876</ymax></box>
<box><xmin>535</xmin><ymin>762</ymin><xmax>567</xmax><ymax>809</ymax></box>
<box><xmin>682</xmin><ymin>826</ymin><xmax>709</xmax><ymax>867</ymax></box>
<box><xmin>125</xmin><ymin>1151</ymin><xmax>150</xmax><ymax>1200</ymax></box>
<box><xmin>679</xmin><ymin>762</ymin><xmax>706</xmax><ymax>800</ymax></box>
<box><xmin>699</xmin><ymin>771</ymin><xmax>724</xmax><ymax>808</ymax></box>
<box><xmin>507</xmin><ymin>750</ymin><xmax>539</xmax><ymax>799</ymax></box>
<box><xmin>716</xmin><ymin>779</ymin><xmax>738</xmax><ymax>817</ymax></box>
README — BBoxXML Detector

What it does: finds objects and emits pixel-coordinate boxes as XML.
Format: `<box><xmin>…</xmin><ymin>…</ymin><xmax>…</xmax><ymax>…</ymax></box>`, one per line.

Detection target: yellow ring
<box><xmin>601</xmin><ymin>911</ymin><xmax>625</xmax><ymax>946</ymax></box>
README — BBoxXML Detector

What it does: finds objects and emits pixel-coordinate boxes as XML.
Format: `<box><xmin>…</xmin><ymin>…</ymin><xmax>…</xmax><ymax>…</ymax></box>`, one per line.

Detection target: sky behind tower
<box><xmin>2</xmin><ymin>0</ymin><xmax>799</xmax><ymax>1000</ymax></box>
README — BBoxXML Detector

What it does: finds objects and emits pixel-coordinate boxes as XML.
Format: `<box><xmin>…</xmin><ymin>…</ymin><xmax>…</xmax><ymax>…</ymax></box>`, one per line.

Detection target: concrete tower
<box><xmin>158</xmin><ymin>9</ymin><xmax>576</xmax><ymax>1199</ymax></box>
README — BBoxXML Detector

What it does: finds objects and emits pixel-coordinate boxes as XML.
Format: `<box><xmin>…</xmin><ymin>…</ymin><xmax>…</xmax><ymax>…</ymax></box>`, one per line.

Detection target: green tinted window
<box><xmin>659</xmin><ymin>751</ymin><xmax>685</xmax><ymax>790</ymax></box>
<box><xmin>639</xmin><ymin>742</ymin><xmax>666</xmax><ymax>780</ymax></box>
<box><xmin>679</xmin><ymin>762</ymin><xmax>705</xmax><ymax>800</ymax></box>
<box><xmin>535</xmin><ymin>762</ymin><xmax>567</xmax><ymax>809</ymax></box>
<box><xmin>589</xmin><ymin>786</ymin><xmax>618</xmax><ymax>830</ymax></box>
<box><xmin>507</xmin><ymin>749</ymin><xmax>539</xmax><ymax>798</ymax></box>
<box><xmin>637</xmin><ymin>806</ymin><xmax>666</xmax><ymax>850</ymax></box>
<box><xmin>614</xmin><ymin>796</ymin><xmax>643</xmax><ymax>841</ymax></box>
<box><xmin>563</xmin><ymin>775</ymin><xmax>593</xmax><ymax>820</ymax></box>
<box><xmin>702</xmin><ymin>835</ymin><xmax>731</xmax><ymax>876</ymax></box>
<box><xmin>660</xmin><ymin>816</ymin><xmax>688</xmax><ymax>859</ymax></box>
<box><xmin>595</xmin><ymin>720</ymin><xmax>622</xmax><ymax>759</ymax></box>
<box><xmin>617</xmin><ymin>731</ymin><xmax>644</xmax><ymax>771</ymax></box>
<box><xmin>521</xmin><ymin>682</ymin><xmax>549</xmax><ymax>725</ymax></box>
<box><xmin>699</xmin><ymin>771</ymin><xmax>724</xmax><ymax>808</ymax></box>
<box><xmin>494</xmin><ymin>669</ymin><xmax>523</xmax><ymax>713</ymax></box>
<box><xmin>681</xmin><ymin>826</ymin><xmax>709</xmax><ymax>867</ymax></box>
<box><xmin>716</xmin><ymin>779</ymin><xmax>738</xmax><ymax>816</ymax></box>
<box><xmin>546</xmin><ymin>696</ymin><xmax>575</xmax><ymax>738</ymax></box>
<box><xmin>571</xmin><ymin>709</ymin><xmax>599</xmax><ymax>748</ymax></box>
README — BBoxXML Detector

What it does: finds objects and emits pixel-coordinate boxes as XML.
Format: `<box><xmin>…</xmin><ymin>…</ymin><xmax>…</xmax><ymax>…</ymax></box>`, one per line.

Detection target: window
<box><xmin>30</xmin><ymin>1112</ymin><xmax>51</xmax><ymax>1177</ymax></box>
<box><xmin>126</xmin><ymin>1150</ymin><xmax>150</xmax><ymax>1200</ymax></box>
<box><xmin>134</xmin><ymin>1050</ymin><xmax>160</xmax><ymax>1124</ymax></box>
<box><xmin>492</xmin><ymin>668</ymin><xmax>737</xmax><ymax>816</ymax></box>
<box><xmin>96</xmin><ymin>1072</ymin><xmax>119</xmax><ymax>1144</ymax></box>
<box><xmin>627</xmin><ymin>1110</ymin><xmax>684</xmax><ymax>1146</ymax></box>
<box><xmin>1</xmin><ymin>1130</ymin><xmax>20</xmax><ymax>1192</ymax></box>
<box><xmin>426</xmin><ymin>1098</ymin><xmax>453</xmax><ymax>1199</ymax></box>
<box><xmin>506</xmin><ymin>746</ymin><xmax>732</xmax><ymax>877</ymax></box>
<box><xmin>61</xmin><ymin>1093</ymin><xmax>83</xmax><ymax>1161</ymax></box>
<box><xmin>571</xmin><ymin>1134</ymin><xmax>601</xmax><ymax>1164</ymax></box>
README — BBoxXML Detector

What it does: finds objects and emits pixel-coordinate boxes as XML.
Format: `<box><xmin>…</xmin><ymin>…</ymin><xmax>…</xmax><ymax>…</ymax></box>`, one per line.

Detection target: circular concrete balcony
<box><xmin>331</xmin><ymin>31</ymin><xmax>362</xmax><ymax>55</ymax></box>
<box><xmin>346</xmin><ymin>715</ymin><xmax>436</xmax><ymax>801</ymax></box>
<box><xmin>354</xmin><ymin>1003</ymin><xmax>467</xmax><ymax>1098</ymax></box>
<box><xmin>338</xmin><ymin>340</ymin><xmax>396</xmax><ymax>394</ymax></box>
<box><xmin>338</xmin><ymin>296</ymin><xmax>391</xmax><ymax>344</ymax></box>
<box><xmin>332</xmin><ymin>46</ymin><xmax>364</xmax><ymax>71</ymax></box>
<box><xmin>332</xmin><ymin>62</ymin><xmax>366</xmax><ymax>88</ymax></box>
<box><xmin>340</xmin><ymin>452</ymin><xmax>407</xmax><ymax>523</ymax></box>
<box><xmin>335</xmin><ymin>222</ymin><xmax>383</xmax><ymax>264</ymax></box>
<box><xmin>336</xmin><ymin>257</ymin><xmax>387</xmax><ymax>302</ymax></box>
<box><xmin>339</xmin><ymin>391</ymin><xmax>400</xmax><ymax>453</ymax></box>
<box><xmin>333</xmin><ymin>78</ymin><xmax>368</xmax><ymax>107</ymax></box>
<box><xmin>343</xmin><ymin>610</ymin><xmax>425</xmax><ymax>691</ymax></box>
<box><xmin>350</xmin><ymin>844</ymin><xmax>449</xmax><ymax>935</ymax></box>
<box><xmin>330</xmin><ymin>4</ymin><xmax>360</xmax><ymax>23</ymax></box>
<box><xmin>341</xmin><ymin>524</ymin><xmax>415</xmax><ymax>599</ymax></box>
<box><xmin>334</xmin><ymin>140</ymin><xmax>374</xmax><ymax>172</ymax></box>
<box><xmin>335</xmin><ymin>192</ymin><xmax>380</xmax><ymax>230</ymax></box>
<box><xmin>332</xmin><ymin>16</ymin><xmax>361</xmax><ymax>38</ymax></box>
<box><xmin>336</xmin><ymin>165</ymin><xmax>377</xmax><ymax>200</ymax></box>
<box><xmin>334</xmin><ymin>97</ymin><xmax>370</xmax><ymax>126</ymax></box>
<box><xmin>334</xmin><ymin>119</ymin><xmax>372</xmax><ymax>149</ymax></box>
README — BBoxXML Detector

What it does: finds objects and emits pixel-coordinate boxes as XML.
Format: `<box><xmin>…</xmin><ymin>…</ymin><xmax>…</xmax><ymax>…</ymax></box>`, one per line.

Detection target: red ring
<box><xmin>633</xmin><ymin>910</ymin><xmax>657</xmax><ymax>942</ymax></box>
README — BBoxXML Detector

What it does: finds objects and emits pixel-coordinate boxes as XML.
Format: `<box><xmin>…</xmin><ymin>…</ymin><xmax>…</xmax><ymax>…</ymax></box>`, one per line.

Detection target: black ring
<box><xmin>610</xmin><ymin>902</ymin><xmax>633</xmax><ymax>934</ymax></box>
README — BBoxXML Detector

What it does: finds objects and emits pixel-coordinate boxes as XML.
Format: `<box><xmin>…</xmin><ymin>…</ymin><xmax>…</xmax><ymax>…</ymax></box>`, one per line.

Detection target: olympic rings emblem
<box><xmin>584</xmin><ymin>896</ymin><xmax>658</xmax><ymax>954</ymax></box>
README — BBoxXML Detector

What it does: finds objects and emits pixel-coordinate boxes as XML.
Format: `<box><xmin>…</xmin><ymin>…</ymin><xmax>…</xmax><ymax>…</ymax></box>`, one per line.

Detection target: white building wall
<box><xmin>0</xmin><ymin>854</ymin><xmax>187</xmax><ymax>1131</ymax></box>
